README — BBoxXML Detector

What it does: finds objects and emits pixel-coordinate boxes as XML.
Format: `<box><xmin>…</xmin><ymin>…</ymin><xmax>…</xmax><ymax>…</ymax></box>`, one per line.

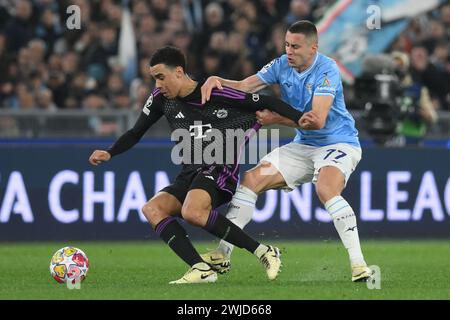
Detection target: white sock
<box><xmin>325</xmin><ymin>196</ymin><xmax>366</xmax><ymax>266</ymax></box>
<box><xmin>217</xmin><ymin>185</ymin><xmax>257</xmax><ymax>258</ymax></box>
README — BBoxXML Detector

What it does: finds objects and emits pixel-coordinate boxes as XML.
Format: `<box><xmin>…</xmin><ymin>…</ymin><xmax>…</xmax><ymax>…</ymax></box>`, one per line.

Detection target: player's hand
<box><xmin>201</xmin><ymin>76</ymin><xmax>223</xmax><ymax>104</ymax></box>
<box><xmin>89</xmin><ymin>150</ymin><xmax>111</xmax><ymax>166</ymax></box>
<box><xmin>299</xmin><ymin>111</ymin><xmax>321</xmax><ymax>130</ymax></box>
<box><xmin>256</xmin><ymin>109</ymin><xmax>282</xmax><ymax>126</ymax></box>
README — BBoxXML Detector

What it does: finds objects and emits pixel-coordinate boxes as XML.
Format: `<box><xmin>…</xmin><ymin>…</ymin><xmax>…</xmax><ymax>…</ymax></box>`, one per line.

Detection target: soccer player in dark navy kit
<box><xmin>89</xmin><ymin>46</ymin><xmax>303</xmax><ymax>284</ymax></box>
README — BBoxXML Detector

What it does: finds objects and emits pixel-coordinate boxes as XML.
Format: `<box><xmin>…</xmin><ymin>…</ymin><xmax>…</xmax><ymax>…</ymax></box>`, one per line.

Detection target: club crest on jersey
<box><xmin>306</xmin><ymin>83</ymin><xmax>313</xmax><ymax>94</ymax></box>
<box><xmin>252</xmin><ymin>94</ymin><xmax>260</xmax><ymax>102</ymax></box>
<box><xmin>213</xmin><ymin>108</ymin><xmax>228</xmax><ymax>119</ymax></box>
<box><xmin>143</xmin><ymin>94</ymin><xmax>153</xmax><ymax>115</ymax></box>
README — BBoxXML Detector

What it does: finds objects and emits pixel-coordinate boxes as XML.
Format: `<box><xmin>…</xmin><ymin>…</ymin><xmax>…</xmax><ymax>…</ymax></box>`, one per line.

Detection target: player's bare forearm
<box><xmin>217</xmin><ymin>78</ymin><xmax>245</xmax><ymax>91</ymax></box>
<box><xmin>256</xmin><ymin>110</ymin><xmax>301</xmax><ymax>128</ymax></box>
<box><xmin>278</xmin><ymin>117</ymin><xmax>301</xmax><ymax>128</ymax></box>
<box><xmin>202</xmin><ymin>75</ymin><xmax>267</xmax><ymax>104</ymax></box>
<box><xmin>308</xmin><ymin>95</ymin><xmax>334</xmax><ymax>129</ymax></box>
<box><xmin>219</xmin><ymin>75</ymin><xmax>266</xmax><ymax>93</ymax></box>
<box><xmin>270</xmin><ymin>114</ymin><xmax>300</xmax><ymax>128</ymax></box>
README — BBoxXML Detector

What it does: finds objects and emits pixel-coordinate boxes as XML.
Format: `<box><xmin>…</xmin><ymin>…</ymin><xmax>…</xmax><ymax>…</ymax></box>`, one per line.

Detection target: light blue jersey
<box><xmin>256</xmin><ymin>53</ymin><xmax>360</xmax><ymax>147</ymax></box>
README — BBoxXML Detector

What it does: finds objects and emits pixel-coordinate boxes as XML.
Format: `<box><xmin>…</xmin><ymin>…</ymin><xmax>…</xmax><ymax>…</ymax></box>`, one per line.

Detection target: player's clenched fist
<box><xmin>299</xmin><ymin>111</ymin><xmax>321</xmax><ymax>130</ymax></box>
<box><xmin>88</xmin><ymin>150</ymin><xmax>111</xmax><ymax>166</ymax></box>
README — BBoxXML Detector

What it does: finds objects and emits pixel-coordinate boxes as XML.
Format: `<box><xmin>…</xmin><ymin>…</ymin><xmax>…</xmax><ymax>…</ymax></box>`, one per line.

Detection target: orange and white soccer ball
<box><xmin>50</xmin><ymin>247</ymin><xmax>89</xmax><ymax>284</ymax></box>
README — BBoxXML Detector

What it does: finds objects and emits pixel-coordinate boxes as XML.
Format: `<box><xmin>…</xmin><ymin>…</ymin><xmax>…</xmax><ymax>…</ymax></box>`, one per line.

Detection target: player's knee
<box><xmin>181</xmin><ymin>204</ymin><xmax>206</xmax><ymax>226</ymax></box>
<box><xmin>241</xmin><ymin>170</ymin><xmax>263</xmax><ymax>193</ymax></box>
<box><xmin>242</xmin><ymin>162</ymin><xmax>279</xmax><ymax>193</ymax></box>
<box><xmin>141</xmin><ymin>203</ymin><xmax>166</xmax><ymax>227</ymax></box>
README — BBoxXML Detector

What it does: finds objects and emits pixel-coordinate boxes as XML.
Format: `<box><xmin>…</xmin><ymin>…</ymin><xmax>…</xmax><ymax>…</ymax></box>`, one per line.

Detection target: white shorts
<box><xmin>259</xmin><ymin>142</ymin><xmax>362</xmax><ymax>191</ymax></box>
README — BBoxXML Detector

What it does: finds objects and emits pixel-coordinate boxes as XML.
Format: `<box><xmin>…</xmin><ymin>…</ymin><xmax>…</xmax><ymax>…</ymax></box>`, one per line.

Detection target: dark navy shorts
<box><xmin>160</xmin><ymin>164</ymin><xmax>239</xmax><ymax>209</ymax></box>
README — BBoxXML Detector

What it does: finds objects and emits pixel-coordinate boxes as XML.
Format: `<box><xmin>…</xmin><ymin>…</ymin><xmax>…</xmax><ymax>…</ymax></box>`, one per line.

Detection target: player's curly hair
<box><xmin>150</xmin><ymin>46</ymin><xmax>187</xmax><ymax>72</ymax></box>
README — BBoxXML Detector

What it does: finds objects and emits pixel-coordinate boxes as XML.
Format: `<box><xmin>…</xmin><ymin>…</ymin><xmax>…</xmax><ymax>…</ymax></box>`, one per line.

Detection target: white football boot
<box><xmin>351</xmin><ymin>263</ymin><xmax>373</xmax><ymax>282</ymax></box>
<box><xmin>200</xmin><ymin>249</ymin><xmax>231</xmax><ymax>274</ymax></box>
<box><xmin>169</xmin><ymin>262</ymin><xmax>217</xmax><ymax>284</ymax></box>
<box><xmin>258</xmin><ymin>245</ymin><xmax>282</xmax><ymax>280</ymax></box>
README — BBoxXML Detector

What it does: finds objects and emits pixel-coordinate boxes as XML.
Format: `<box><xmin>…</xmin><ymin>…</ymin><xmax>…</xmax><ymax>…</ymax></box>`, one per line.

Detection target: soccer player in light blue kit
<box><xmin>200</xmin><ymin>20</ymin><xmax>372</xmax><ymax>282</ymax></box>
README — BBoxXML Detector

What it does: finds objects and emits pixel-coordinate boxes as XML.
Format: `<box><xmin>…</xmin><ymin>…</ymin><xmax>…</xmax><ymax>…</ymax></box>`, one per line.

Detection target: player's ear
<box><xmin>310</xmin><ymin>38</ymin><xmax>318</xmax><ymax>51</ymax></box>
<box><xmin>175</xmin><ymin>66</ymin><xmax>184</xmax><ymax>78</ymax></box>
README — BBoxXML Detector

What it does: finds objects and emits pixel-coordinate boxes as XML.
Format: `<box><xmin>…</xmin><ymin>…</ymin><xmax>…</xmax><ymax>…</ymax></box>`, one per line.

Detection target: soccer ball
<box><xmin>50</xmin><ymin>247</ymin><xmax>89</xmax><ymax>284</ymax></box>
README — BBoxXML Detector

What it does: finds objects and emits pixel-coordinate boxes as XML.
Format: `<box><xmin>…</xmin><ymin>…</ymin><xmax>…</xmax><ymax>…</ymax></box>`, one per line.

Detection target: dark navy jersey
<box><xmin>107</xmin><ymin>82</ymin><xmax>302</xmax><ymax>169</ymax></box>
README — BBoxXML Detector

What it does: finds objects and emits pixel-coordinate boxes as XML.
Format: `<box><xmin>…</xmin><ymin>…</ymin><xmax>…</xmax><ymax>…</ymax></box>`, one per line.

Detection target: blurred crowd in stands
<box><xmin>0</xmin><ymin>0</ymin><xmax>449</xmax><ymax>121</ymax></box>
<box><xmin>0</xmin><ymin>0</ymin><xmax>331</xmax><ymax>113</ymax></box>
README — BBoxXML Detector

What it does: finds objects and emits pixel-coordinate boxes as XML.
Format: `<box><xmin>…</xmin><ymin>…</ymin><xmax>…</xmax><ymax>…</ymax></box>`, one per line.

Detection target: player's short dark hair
<box><xmin>150</xmin><ymin>46</ymin><xmax>186</xmax><ymax>71</ymax></box>
<box><xmin>288</xmin><ymin>20</ymin><xmax>318</xmax><ymax>44</ymax></box>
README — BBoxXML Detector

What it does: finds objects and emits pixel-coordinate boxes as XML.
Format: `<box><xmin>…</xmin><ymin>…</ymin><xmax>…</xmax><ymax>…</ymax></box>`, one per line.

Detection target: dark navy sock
<box><xmin>204</xmin><ymin>210</ymin><xmax>259</xmax><ymax>253</ymax></box>
<box><xmin>155</xmin><ymin>217</ymin><xmax>203</xmax><ymax>267</ymax></box>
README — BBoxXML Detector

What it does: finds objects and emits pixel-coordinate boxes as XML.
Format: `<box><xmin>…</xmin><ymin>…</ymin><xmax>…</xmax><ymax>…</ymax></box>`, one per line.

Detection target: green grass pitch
<box><xmin>0</xmin><ymin>240</ymin><xmax>449</xmax><ymax>300</ymax></box>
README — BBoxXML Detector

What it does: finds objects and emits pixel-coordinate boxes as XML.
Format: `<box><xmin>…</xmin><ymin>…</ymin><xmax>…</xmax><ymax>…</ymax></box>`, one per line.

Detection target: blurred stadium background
<box><xmin>0</xmin><ymin>0</ymin><xmax>449</xmax><ymax>300</ymax></box>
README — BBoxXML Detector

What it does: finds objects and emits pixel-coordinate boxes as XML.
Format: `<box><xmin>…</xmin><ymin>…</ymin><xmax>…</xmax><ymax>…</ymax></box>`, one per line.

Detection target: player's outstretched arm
<box><xmin>201</xmin><ymin>75</ymin><xmax>267</xmax><ymax>104</ymax></box>
<box><xmin>257</xmin><ymin>97</ymin><xmax>334</xmax><ymax>131</ymax></box>
<box><xmin>89</xmin><ymin>150</ymin><xmax>111</xmax><ymax>166</ymax></box>
<box><xmin>88</xmin><ymin>91</ymin><xmax>163</xmax><ymax>166</ymax></box>
<box><xmin>209</xmin><ymin>88</ymin><xmax>303</xmax><ymax>125</ymax></box>
<box><xmin>96</xmin><ymin>92</ymin><xmax>164</xmax><ymax>161</ymax></box>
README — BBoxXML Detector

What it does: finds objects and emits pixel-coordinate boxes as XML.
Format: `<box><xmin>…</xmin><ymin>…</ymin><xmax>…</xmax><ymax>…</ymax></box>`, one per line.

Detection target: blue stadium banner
<box><xmin>317</xmin><ymin>0</ymin><xmax>444</xmax><ymax>82</ymax></box>
<box><xmin>0</xmin><ymin>143</ymin><xmax>449</xmax><ymax>240</ymax></box>
<box><xmin>118</xmin><ymin>0</ymin><xmax>137</xmax><ymax>85</ymax></box>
